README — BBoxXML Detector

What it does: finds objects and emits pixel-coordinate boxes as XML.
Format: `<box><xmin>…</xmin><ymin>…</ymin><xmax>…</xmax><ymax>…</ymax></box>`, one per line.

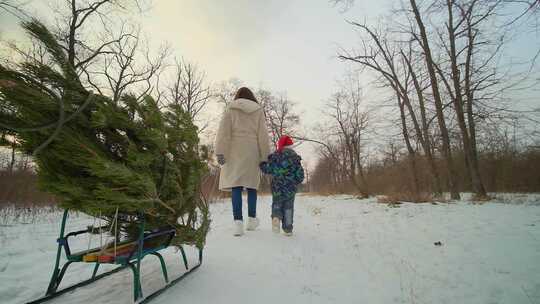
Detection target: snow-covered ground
<box><xmin>1</xmin><ymin>194</ymin><xmax>540</xmax><ymax>304</ymax></box>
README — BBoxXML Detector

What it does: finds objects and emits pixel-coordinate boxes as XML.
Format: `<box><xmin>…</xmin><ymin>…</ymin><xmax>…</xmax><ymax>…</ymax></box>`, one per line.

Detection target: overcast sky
<box><xmin>1</xmin><ymin>0</ymin><xmax>538</xmax><ymax>167</ymax></box>
<box><xmin>134</xmin><ymin>1</ymin><xmax>393</xmax><ymax>119</ymax></box>
<box><xmin>1</xmin><ymin>0</ymin><xmax>391</xmax><ymax>111</ymax></box>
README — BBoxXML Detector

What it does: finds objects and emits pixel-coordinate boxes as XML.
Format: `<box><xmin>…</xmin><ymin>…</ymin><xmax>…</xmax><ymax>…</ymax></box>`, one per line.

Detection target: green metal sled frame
<box><xmin>27</xmin><ymin>209</ymin><xmax>203</xmax><ymax>304</ymax></box>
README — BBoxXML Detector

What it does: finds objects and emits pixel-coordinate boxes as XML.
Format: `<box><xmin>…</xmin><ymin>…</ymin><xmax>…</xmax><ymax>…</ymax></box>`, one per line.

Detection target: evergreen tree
<box><xmin>0</xmin><ymin>20</ymin><xmax>210</xmax><ymax>248</ymax></box>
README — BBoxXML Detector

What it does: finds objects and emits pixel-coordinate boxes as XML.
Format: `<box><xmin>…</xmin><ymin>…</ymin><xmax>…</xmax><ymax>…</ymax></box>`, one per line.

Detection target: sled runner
<box><xmin>27</xmin><ymin>209</ymin><xmax>203</xmax><ymax>304</ymax></box>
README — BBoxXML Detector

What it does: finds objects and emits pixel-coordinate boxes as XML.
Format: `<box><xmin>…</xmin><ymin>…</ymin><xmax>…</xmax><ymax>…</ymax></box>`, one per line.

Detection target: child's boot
<box><xmin>246</xmin><ymin>217</ymin><xmax>259</xmax><ymax>231</ymax></box>
<box><xmin>272</xmin><ymin>217</ymin><xmax>280</xmax><ymax>233</ymax></box>
<box><xmin>283</xmin><ymin>230</ymin><xmax>293</xmax><ymax>237</ymax></box>
<box><xmin>233</xmin><ymin>220</ymin><xmax>244</xmax><ymax>236</ymax></box>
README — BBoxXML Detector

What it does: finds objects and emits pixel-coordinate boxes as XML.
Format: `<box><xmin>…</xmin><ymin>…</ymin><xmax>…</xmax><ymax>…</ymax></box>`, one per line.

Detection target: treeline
<box><xmin>309</xmin><ymin>146</ymin><xmax>540</xmax><ymax>197</ymax></box>
<box><xmin>304</xmin><ymin>0</ymin><xmax>540</xmax><ymax>200</ymax></box>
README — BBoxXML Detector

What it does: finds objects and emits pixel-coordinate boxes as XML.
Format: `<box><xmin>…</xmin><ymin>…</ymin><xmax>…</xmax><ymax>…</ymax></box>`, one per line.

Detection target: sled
<box><xmin>27</xmin><ymin>209</ymin><xmax>203</xmax><ymax>304</ymax></box>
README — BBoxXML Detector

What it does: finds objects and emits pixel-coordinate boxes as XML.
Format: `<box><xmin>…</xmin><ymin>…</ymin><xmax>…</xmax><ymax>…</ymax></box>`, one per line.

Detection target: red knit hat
<box><xmin>277</xmin><ymin>135</ymin><xmax>293</xmax><ymax>152</ymax></box>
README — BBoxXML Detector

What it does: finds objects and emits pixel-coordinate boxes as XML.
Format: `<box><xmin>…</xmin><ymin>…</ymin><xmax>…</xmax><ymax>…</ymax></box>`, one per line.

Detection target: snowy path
<box><xmin>1</xmin><ymin>195</ymin><xmax>540</xmax><ymax>304</ymax></box>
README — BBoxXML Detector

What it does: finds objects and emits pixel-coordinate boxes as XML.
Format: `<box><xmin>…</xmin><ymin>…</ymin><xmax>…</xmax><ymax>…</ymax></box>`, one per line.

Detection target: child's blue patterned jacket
<box><xmin>259</xmin><ymin>148</ymin><xmax>304</xmax><ymax>198</ymax></box>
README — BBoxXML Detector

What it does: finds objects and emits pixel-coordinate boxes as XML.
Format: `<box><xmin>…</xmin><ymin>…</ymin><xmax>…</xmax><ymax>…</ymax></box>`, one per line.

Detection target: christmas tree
<box><xmin>0</xmin><ymin>20</ymin><xmax>210</xmax><ymax>248</ymax></box>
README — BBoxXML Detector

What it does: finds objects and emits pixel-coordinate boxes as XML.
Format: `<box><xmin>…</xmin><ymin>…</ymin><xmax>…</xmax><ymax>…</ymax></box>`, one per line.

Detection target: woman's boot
<box><xmin>233</xmin><ymin>220</ymin><xmax>244</xmax><ymax>236</ymax></box>
<box><xmin>246</xmin><ymin>217</ymin><xmax>259</xmax><ymax>231</ymax></box>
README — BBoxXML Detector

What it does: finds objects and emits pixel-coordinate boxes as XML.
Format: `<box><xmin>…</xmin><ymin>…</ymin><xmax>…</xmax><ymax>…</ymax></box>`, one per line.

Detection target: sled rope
<box><xmin>113</xmin><ymin>207</ymin><xmax>118</xmax><ymax>258</ymax></box>
<box><xmin>87</xmin><ymin>216</ymin><xmax>97</xmax><ymax>252</ymax></box>
<box><xmin>99</xmin><ymin>211</ymin><xmax>103</xmax><ymax>249</ymax></box>
<box><xmin>99</xmin><ymin>207</ymin><xmax>119</xmax><ymax>254</ymax></box>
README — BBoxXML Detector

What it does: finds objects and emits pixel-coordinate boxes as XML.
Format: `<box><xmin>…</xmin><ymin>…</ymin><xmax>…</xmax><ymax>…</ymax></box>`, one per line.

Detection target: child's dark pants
<box><xmin>271</xmin><ymin>194</ymin><xmax>295</xmax><ymax>232</ymax></box>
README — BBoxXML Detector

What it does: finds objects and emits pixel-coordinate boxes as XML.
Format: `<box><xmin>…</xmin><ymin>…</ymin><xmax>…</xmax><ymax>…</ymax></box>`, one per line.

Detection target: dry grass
<box><xmin>300</xmin><ymin>191</ymin><xmax>340</xmax><ymax>197</ymax></box>
<box><xmin>471</xmin><ymin>193</ymin><xmax>492</xmax><ymax>204</ymax></box>
<box><xmin>0</xmin><ymin>170</ymin><xmax>57</xmax><ymax>207</ymax></box>
<box><xmin>0</xmin><ymin>204</ymin><xmax>60</xmax><ymax>226</ymax></box>
<box><xmin>0</xmin><ymin>169</ymin><xmax>59</xmax><ymax>225</ymax></box>
<box><xmin>376</xmin><ymin>191</ymin><xmax>437</xmax><ymax>205</ymax></box>
<box><xmin>309</xmin><ymin>148</ymin><xmax>540</xmax><ymax>195</ymax></box>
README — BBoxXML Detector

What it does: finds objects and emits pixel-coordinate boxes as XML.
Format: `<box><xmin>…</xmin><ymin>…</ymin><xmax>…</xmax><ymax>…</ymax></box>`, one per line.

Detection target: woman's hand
<box><xmin>259</xmin><ymin>161</ymin><xmax>269</xmax><ymax>173</ymax></box>
<box><xmin>217</xmin><ymin>154</ymin><xmax>226</xmax><ymax>165</ymax></box>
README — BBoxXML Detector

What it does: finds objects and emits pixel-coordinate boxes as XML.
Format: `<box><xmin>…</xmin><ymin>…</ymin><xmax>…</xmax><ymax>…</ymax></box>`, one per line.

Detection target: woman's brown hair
<box><xmin>234</xmin><ymin>87</ymin><xmax>258</xmax><ymax>103</ymax></box>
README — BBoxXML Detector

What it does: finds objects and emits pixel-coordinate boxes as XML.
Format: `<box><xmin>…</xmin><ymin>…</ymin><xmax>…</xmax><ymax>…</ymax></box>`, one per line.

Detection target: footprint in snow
<box><xmin>301</xmin><ymin>286</ymin><xmax>321</xmax><ymax>296</ymax></box>
<box><xmin>494</xmin><ymin>268</ymin><xmax>510</xmax><ymax>275</ymax></box>
<box><xmin>0</xmin><ymin>261</ymin><xmax>9</xmax><ymax>272</ymax></box>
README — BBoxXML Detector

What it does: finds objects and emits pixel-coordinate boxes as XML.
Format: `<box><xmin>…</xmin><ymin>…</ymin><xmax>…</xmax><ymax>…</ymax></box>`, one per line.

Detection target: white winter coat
<box><xmin>215</xmin><ymin>98</ymin><xmax>271</xmax><ymax>191</ymax></box>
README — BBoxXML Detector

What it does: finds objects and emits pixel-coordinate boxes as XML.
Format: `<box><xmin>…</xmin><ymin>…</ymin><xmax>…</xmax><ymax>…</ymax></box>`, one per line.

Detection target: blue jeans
<box><xmin>231</xmin><ymin>187</ymin><xmax>257</xmax><ymax>221</ymax></box>
<box><xmin>271</xmin><ymin>194</ymin><xmax>295</xmax><ymax>232</ymax></box>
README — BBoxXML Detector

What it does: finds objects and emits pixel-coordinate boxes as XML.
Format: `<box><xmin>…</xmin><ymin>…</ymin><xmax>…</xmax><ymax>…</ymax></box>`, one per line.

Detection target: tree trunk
<box><xmin>410</xmin><ymin>0</ymin><xmax>460</xmax><ymax>200</ymax></box>
<box><xmin>68</xmin><ymin>0</ymin><xmax>78</xmax><ymax>67</ymax></box>
<box><xmin>351</xmin><ymin>136</ymin><xmax>369</xmax><ymax>196</ymax></box>
<box><xmin>397</xmin><ymin>93</ymin><xmax>421</xmax><ymax>197</ymax></box>
<box><xmin>401</xmin><ymin>52</ymin><xmax>443</xmax><ymax>195</ymax></box>
<box><xmin>464</xmin><ymin>10</ymin><xmax>487</xmax><ymax>198</ymax></box>
<box><xmin>345</xmin><ymin>139</ymin><xmax>367</xmax><ymax>197</ymax></box>
<box><xmin>446</xmin><ymin>0</ymin><xmax>487</xmax><ymax>198</ymax></box>
<box><xmin>9</xmin><ymin>141</ymin><xmax>16</xmax><ymax>173</ymax></box>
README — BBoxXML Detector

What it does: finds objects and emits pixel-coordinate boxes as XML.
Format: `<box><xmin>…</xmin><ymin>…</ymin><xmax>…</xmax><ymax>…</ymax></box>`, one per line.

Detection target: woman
<box><xmin>215</xmin><ymin>87</ymin><xmax>271</xmax><ymax>236</ymax></box>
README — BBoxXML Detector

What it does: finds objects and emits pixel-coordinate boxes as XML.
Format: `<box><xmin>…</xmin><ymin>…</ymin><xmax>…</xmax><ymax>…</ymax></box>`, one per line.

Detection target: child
<box><xmin>260</xmin><ymin>135</ymin><xmax>304</xmax><ymax>236</ymax></box>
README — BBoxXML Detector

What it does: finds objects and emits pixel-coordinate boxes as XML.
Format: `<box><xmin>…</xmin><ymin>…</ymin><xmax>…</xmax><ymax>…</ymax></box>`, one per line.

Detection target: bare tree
<box><xmin>409</xmin><ymin>0</ymin><xmax>510</xmax><ymax>198</ymax></box>
<box><xmin>329</xmin><ymin>0</ymin><xmax>355</xmax><ymax>12</ymax></box>
<box><xmin>214</xmin><ymin>78</ymin><xmax>244</xmax><ymax>106</ymax></box>
<box><xmin>2</xmin><ymin>0</ymin><xmax>157</xmax><ymax>100</ymax></box>
<box><xmin>430</xmin><ymin>0</ymin><xmax>502</xmax><ymax>198</ymax></box>
<box><xmin>27</xmin><ymin>1</ymin><xmax>172</xmax><ymax>105</ymax></box>
<box><xmin>164</xmin><ymin>58</ymin><xmax>212</xmax><ymax>129</ymax></box>
<box><xmin>0</xmin><ymin>0</ymin><xmax>29</xmax><ymax>18</ymax></box>
<box><xmin>90</xmin><ymin>25</ymin><xmax>170</xmax><ymax>103</ymax></box>
<box><xmin>335</xmin><ymin>0</ymin><xmax>536</xmax><ymax>200</ymax></box>
<box><xmin>309</xmin><ymin>153</ymin><xmax>336</xmax><ymax>193</ymax></box>
<box><xmin>257</xmin><ymin>89</ymin><xmax>301</xmax><ymax>145</ymax></box>
<box><xmin>9</xmin><ymin>38</ymin><xmax>52</xmax><ymax>66</ymax></box>
<box><xmin>406</xmin><ymin>0</ymin><xmax>461</xmax><ymax>199</ymax></box>
<box><xmin>322</xmin><ymin>81</ymin><xmax>370</xmax><ymax>197</ymax></box>
<box><xmin>1</xmin><ymin>37</ymin><xmax>50</xmax><ymax>174</ymax></box>
<box><xmin>506</xmin><ymin>0</ymin><xmax>540</xmax><ymax>25</ymax></box>
<box><xmin>400</xmin><ymin>46</ymin><xmax>444</xmax><ymax>195</ymax></box>
<box><xmin>50</xmin><ymin>0</ymin><xmax>144</xmax><ymax>69</ymax></box>
<box><xmin>338</xmin><ymin>23</ymin><xmax>440</xmax><ymax>197</ymax></box>
<box><xmin>328</xmin><ymin>0</ymin><xmax>540</xmax><ymax>196</ymax></box>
